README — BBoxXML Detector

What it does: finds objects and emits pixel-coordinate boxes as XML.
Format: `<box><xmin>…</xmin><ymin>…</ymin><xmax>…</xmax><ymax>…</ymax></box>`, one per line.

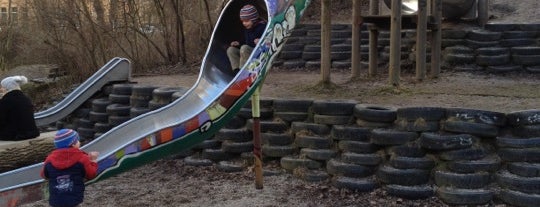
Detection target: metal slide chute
<box><xmin>0</xmin><ymin>0</ymin><xmax>311</xmax><ymax>206</ymax></box>
<box><xmin>34</xmin><ymin>57</ymin><xmax>131</xmax><ymax>127</ymax></box>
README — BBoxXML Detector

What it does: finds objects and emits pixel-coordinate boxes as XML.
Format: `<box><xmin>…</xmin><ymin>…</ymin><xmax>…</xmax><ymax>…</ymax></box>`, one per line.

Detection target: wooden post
<box><xmin>478</xmin><ymin>0</ymin><xmax>489</xmax><ymax>27</ymax></box>
<box><xmin>251</xmin><ymin>86</ymin><xmax>263</xmax><ymax>189</ymax></box>
<box><xmin>321</xmin><ymin>0</ymin><xmax>332</xmax><ymax>83</ymax></box>
<box><xmin>416</xmin><ymin>0</ymin><xmax>427</xmax><ymax>81</ymax></box>
<box><xmin>351</xmin><ymin>0</ymin><xmax>363</xmax><ymax>78</ymax></box>
<box><xmin>370</xmin><ymin>0</ymin><xmax>379</xmax><ymax>15</ymax></box>
<box><xmin>389</xmin><ymin>0</ymin><xmax>402</xmax><ymax>86</ymax></box>
<box><xmin>368</xmin><ymin>24</ymin><xmax>378</xmax><ymax>77</ymax></box>
<box><xmin>430</xmin><ymin>0</ymin><xmax>442</xmax><ymax>78</ymax></box>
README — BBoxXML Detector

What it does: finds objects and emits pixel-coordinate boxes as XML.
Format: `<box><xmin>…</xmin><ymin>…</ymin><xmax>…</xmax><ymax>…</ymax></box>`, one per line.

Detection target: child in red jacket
<box><xmin>41</xmin><ymin>129</ymin><xmax>99</xmax><ymax>207</ymax></box>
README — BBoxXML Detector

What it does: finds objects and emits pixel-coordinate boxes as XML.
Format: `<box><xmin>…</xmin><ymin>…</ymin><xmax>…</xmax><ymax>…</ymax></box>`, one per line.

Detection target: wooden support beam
<box><xmin>351</xmin><ymin>0</ymin><xmax>363</xmax><ymax>78</ymax></box>
<box><xmin>321</xmin><ymin>0</ymin><xmax>332</xmax><ymax>83</ymax></box>
<box><xmin>389</xmin><ymin>0</ymin><xmax>402</xmax><ymax>86</ymax></box>
<box><xmin>430</xmin><ymin>0</ymin><xmax>442</xmax><ymax>78</ymax></box>
<box><xmin>416</xmin><ymin>0</ymin><xmax>427</xmax><ymax>81</ymax></box>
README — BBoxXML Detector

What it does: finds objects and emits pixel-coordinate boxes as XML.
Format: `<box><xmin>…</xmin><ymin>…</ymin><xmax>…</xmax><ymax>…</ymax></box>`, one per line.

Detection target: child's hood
<box><xmin>45</xmin><ymin>148</ymin><xmax>89</xmax><ymax>170</ymax></box>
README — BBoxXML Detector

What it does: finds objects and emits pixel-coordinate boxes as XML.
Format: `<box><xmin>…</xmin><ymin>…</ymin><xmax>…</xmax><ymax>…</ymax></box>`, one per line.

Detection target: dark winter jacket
<box><xmin>41</xmin><ymin>148</ymin><xmax>98</xmax><ymax>207</ymax></box>
<box><xmin>0</xmin><ymin>90</ymin><xmax>40</xmax><ymax>140</ymax></box>
<box><xmin>243</xmin><ymin>20</ymin><xmax>267</xmax><ymax>48</ymax></box>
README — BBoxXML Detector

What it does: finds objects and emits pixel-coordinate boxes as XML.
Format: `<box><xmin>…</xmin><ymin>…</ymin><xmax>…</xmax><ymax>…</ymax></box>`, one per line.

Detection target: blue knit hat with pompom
<box><xmin>54</xmin><ymin>129</ymin><xmax>79</xmax><ymax>149</ymax></box>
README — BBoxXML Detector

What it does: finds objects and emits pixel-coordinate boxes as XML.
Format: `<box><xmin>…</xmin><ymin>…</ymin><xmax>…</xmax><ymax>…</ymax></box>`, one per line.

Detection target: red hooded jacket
<box><xmin>40</xmin><ymin>148</ymin><xmax>98</xmax><ymax>207</ymax></box>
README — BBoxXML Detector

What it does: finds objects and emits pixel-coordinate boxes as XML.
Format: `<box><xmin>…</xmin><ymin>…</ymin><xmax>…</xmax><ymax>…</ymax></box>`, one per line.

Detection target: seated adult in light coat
<box><xmin>0</xmin><ymin>75</ymin><xmax>40</xmax><ymax>140</ymax></box>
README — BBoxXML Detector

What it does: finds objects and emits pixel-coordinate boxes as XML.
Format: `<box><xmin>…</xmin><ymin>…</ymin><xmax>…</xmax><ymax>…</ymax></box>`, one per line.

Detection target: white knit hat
<box><xmin>1</xmin><ymin>75</ymin><xmax>28</xmax><ymax>91</ymax></box>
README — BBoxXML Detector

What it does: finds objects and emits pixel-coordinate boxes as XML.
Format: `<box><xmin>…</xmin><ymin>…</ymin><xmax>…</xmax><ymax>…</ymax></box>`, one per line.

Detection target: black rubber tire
<box><xmin>108</xmin><ymin>115</ymin><xmax>130</xmax><ymax>126</ymax></box>
<box><xmin>89</xmin><ymin>111</ymin><xmax>109</xmax><ymax>123</ymax></box>
<box><xmin>77</xmin><ymin>118</ymin><xmax>94</xmax><ymax>129</ymax></box>
<box><xmin>511</xmin><ymin>124</ymin><xmax>540</xmax><ymax>138</ymax></box>
<box><xmin>337</xmin><ymin>140</ymin><xmax>379</xmax><ymax>154</ymax></box>
<box><xmin>111</xmin><ymin>83</ymin><xmax>134</xmax><ymax>95</ymax></box>
<box><xmin>353</xmin><ymin>104</ymin><xmax>397</xmax><ymax>123</ymax></box>
<box><xmin>300</xmin><ymin>148</ymin><xmax>337</xmax><ymax>161</ymax></box>
<box><xmin>93</xmin><ymin>122</ymin><xmax>112</xmax><ymax>133</ymax></box>
<box><xmin>184</xmin><ymin>155</ymin><xmax>213</xmax><ymax>166</ymax></box>
<box><xmin>290</xmin><ymin>122</ymin><xmax>331</xmax><ymax>135</ymax></box>
<box><xmin>278</xmin><ymin>50</ymin><xmax>302</xmax><ymax>60</ymax></box>
<box><xmin>108</xmin><ymin>94</ymin><xmax>131</xmax><ymax>105</ymax></box>
<box><xmin>330</xmin><ymin>125</ymin><xmax>371</xmax><ymax>141</ymax></box>
<box><xmin>384</xmin><ymin>184</ymin><xmax>434</xmax><ymax>200</ymax></box>
<box><xmin>332</xmin><ymin>176</ymin><xmax>379</xmax><ymax>192</ymax></box>
<box><xmin>444</xmin><ymin>53</ymin><xmax>475</xmax><ymax>65</ymax></box>
<box><xmin>370</xmin><ymin>129</ymin><xmax>419</xmax><ymax>146</ymax></box>
<box><xmin>513</xmin><ymin>54</ymin><xmax>540</xmax><ymax>66</ymax></box>
<box><xmin>192</xmin><ymin>139</ymin><xmax>221</xmax><ymax>150</ymax></box>
<box><xmin>396</xmin><ymin>107</ymin><xmax>446</xmax><ymax>121</ymax></box>
<box><xmin>496</xmin><ymin>137</ymin><xmax>540</xmax><ymax>148</ymax></box>
<box><xmin>497</xmin><ymin>188</ymin><xmax>540</xmax><ymax>207</ymax></box>
<box><xmin>294</xmin><ymin>134</ymin><xmax>333</xmax><ymax>149</ymax></box>
<box><xmin>387</xmin><ymin>145</ymin><xmax>426</xmax><ymax>158</ymax></box>
<box><xmin>434</xmin><ymin>170</ymin><xmax>491</xmax><ymax>189</ymax></box>
<box><xmin>216</xmin><ymin>161</ymin><xmax>244</xmax><ymax>172</ymax></box>
<box><xmin>498</xmin><ymin>148</ymin><xmax>540</xmax><ymax>162</ymax></box>
<box><xmin>214</xmin><ymin>128</ymin><xmax>251</xmax><ymax>142</ymax></box>
<box><xmin>445</xmin><ymin>107</ymin><xmax>507</xmax><ymax>126</ymax></box>
<box><xmin>106</xmin><ymin>104</ymin><xmax>131</xmax><ymax>116</ymax></box>
<box><xmin>131</xmin><ymin>85</ymin><xmax>158</xmax><ymax>97</ymax></box>
<box><xmin>388</xmin><ymin>156</ymin><xmax>435</xmax><ymax>170</ymax></box>
<box><xmin>272</xmin><ymin>99</ymin><xmax>313</xmax><ymax>113</ymax></box>
<box><xmin>436</xmin><ymin>187</ymin><xmax>493</xmax><ymax>206</ymax></box>
<box><xmin>446</xmin><ymin>155</ymin><xmax>501</xmax><ymax>173</ymax></box>
<box><xmin>294</xmin><ymin>169</ymin><xmax>330</xmax><ymax>182</ymax></box>
<box><xmin>201</xmin><ymin>148</ymin><xmax>234</xmax><ymax>161</ymax></box>
<box><xmin>355</xmin><ymin>119</ymin><xmax>393</xmax><ymax>128</ymax></box>
<box><xmin>341</xmin><ymin>152</ymin><xmax>383</xmax><ymax>166</ymax></box>
<box><xmin>511</xmin><ymin>46</ymin><xmax>540</xmax><ymax>56</ymax></box>
<box><xmin>262</xmin><ymin>145</ymin><xmax>296</xmax><ymax>158</ymax></box>
<box><xmin>467</xmin><ymin>30</ymin><xmax>502</xmax><ymax>41</ymax></box>
<box><xmin>419</xmin><ymin>132</ymin><xmax>476</xmax><ymax>150</ymax></box>
<box><xmin>506</xmin><ymin>110</ymin><xmax>540</xmax><ymax>126</ymax></box>
<box><xmin>280</xmin><ymin>156</ymin><xmax>322</xmax><ymax>171</ymax></box>
<box><xmin>311</xmin><ymin>99</ymin><xmax>357</xmax><ymax>116</ymax></box>
<box><xmin>301</xmin><ymin>51</ymin><xmax>321</xmax><ymax>61</ymax></box>
<box><xmin>442</xmin><ymin>30</ymin><xmax>468</xmax><ymax>39</ymax></box>
<box><xmin>246</xmin><ymin>119</ymin><xmax>288</xmax><ymax>133</ymax></box>
<box><xmin>464</xmin><ymin>39</ymin><xmax>498</xmax><ymax>49</ymax></box>
<box><xmin>444</xmin><ymin>45</ymin><xmax>474</xmax><ymax>54</ymax></box>
<box><xmin>376</xmin><ymin>165</ymin><xmax>430</xmax><ymax>185</ymax></box>
<box><xmin>326</xmin><ymin>159</ymin><xmax>375</xmax><ymax>178</ymax></box>
<box><xmin>223</xmin><ymin>116</ymin><xmax>246</xmax><ymax>129</ymax></box>
<box><xmin>129</xmin><ymin>96</ymin><xmax>150</xmax><ymax>108</ymax></box>
<box><xmin>221</xmin><ymin>140</ymin><xmax>253</xmax><ymax>154</ymax></box>
<box><xmin>281</xmin><ymin>43</ymin><xmax>305</xmax><ymax>51</ymax></box>
<box><xmin>273</xmin><ymin>112</ymin><xmax>308</xmax><ymax>123</ymax></box>
<box><xmin>496</xmin><ymin>170</ymin><xmax>540</xmax><ymax>194</ymax></box>
<box><xmin>500</xmin><ymin>38</ymin><xmax>536</xmax><ymax>47</ymax></box>
<box><xmin>439</xmin><ymin>147</ymin><xmax>488</xmax><ymax>161</ymax></box>
<box><xmin>507</xmin><ymin>162</ymin><xmax>540</xmax><ymax>177</ymax></box>
<box><xmin>236</xmin><ymin>108</ymin><xmax>274</xmax><ymax>120</ymax></box>
<box><xmin>475</xmin><ymin>47</ymin><xmax>509</xmax><ymax>56</ymax></box>
<box><xmin>443</xmin><ymin>120</ymin><xmax>499</xmax><ymax>138</ymax></box>
<box><xmin>502</xmin><ymin>31</ymin><xmax>537</xmax><ymax>39</ymax></box>
<box><xmin>394</xmin><ymin>119</ymin><xmax>440</xmax><ymax>132</ymax></box>
<box><xmin>130</xmin><ymin>107</ymin><xmax>151</xmax><ymax>118</ymax></box>
<box><xmin>91</xmin><ymin>98</ymin><xmax>111</xmax><ymax>113</ymax></box>
<box><xmin>261</xmin><ymin>132</ymin><xmax>293</xmax><ymax>146</ymax></box>
<box><xmin>313</xmin><ymin>114</ymin><xmax>352</xmax><ymax>125</ymax></box>
<box><xmin>486</xmin><ymin>65</ymin><xmax>522</xmax><ymax>73</ymax></box>
<box><xmin>476</xmin><ymin>54</ymin><xmax>510</xmax><ymax>66</ymax></box>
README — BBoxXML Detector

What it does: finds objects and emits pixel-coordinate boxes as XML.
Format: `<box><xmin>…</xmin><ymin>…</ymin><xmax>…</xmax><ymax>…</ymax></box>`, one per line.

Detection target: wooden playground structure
<box><xmin>319</xmin><ymin>0</ymin><xmax>489</xmax><ymax>86</ymax></box>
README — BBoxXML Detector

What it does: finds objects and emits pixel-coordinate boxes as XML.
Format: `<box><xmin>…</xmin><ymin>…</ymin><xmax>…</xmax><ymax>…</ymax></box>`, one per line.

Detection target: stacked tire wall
<box><xmin>275</xmin><ymin>23</ymin><xmax>540</xmax><ymax>74</ymax></box>
<box><xmin>180</xmin><ymin>99</ymin><xmax>540</xmax><ymax>207</ymax></box>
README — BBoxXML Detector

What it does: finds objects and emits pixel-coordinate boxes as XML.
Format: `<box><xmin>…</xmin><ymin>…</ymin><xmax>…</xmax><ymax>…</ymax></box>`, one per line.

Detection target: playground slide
<box><xmin>0</xmin><ymin>0</ymin><xmax>310</xmax><ymax>206</ymax></box>
<box><xmin>34</xmin><ymin>57</ymin><xmax>131</xmax><ymax>127</ymax></box>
